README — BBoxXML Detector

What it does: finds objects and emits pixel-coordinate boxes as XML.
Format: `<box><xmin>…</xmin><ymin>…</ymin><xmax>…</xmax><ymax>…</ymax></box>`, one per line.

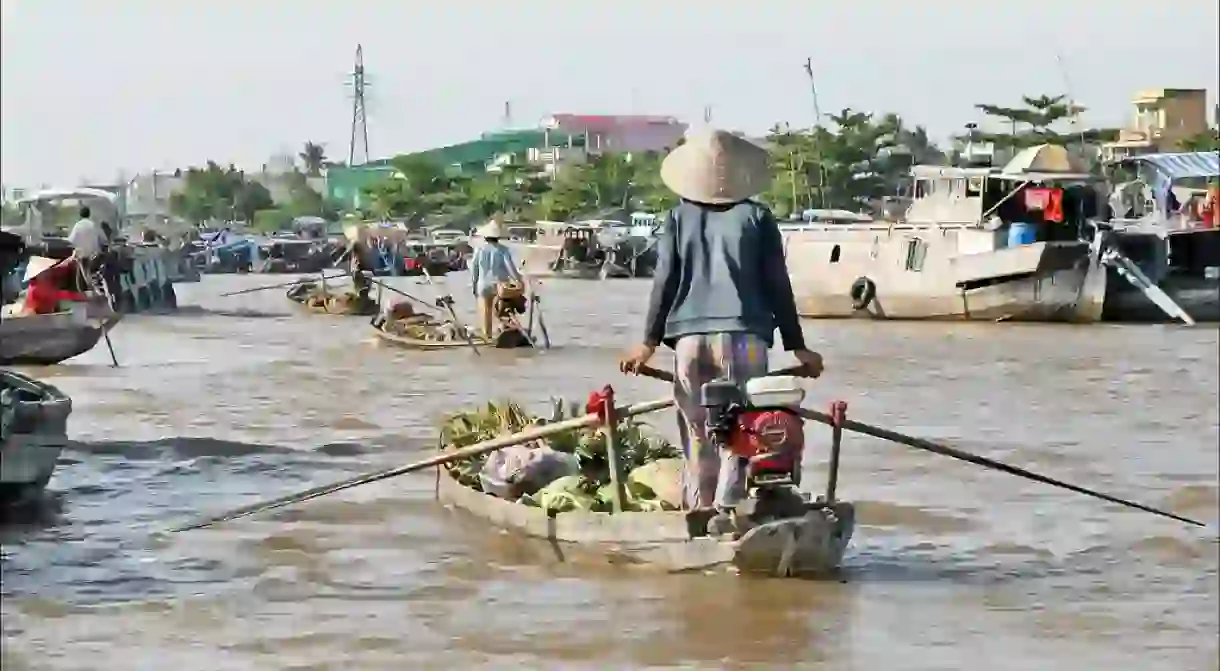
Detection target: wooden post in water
<box><xmin>825</xmin><ymin>401</ymin><xmax>846</xmax><ymax>503</ymax></box>
<box><xmin>602</xmin><ymin>387</ymin><xmax>627</xmax><ymax>514</ymax></box>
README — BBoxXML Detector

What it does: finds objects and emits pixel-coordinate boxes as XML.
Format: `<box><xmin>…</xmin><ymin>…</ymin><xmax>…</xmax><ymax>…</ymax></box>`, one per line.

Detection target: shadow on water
<box><xmin>0</xmin><ymin>437</ymin><xmax>369</xmax><ymax>604</ymax></box>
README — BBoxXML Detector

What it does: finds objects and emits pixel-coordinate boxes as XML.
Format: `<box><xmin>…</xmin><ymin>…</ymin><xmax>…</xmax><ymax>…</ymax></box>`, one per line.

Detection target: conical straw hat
<box><xmin>23</xmin><ymin>255</ymin><xmax>59</xmax><ymax>283</ymax></box>
<box><xmin>476</xmin><ymin>218</ymin><xmax>506</xmax><ymax>238</ymax></box>
<box><xmin>660</xmin><ymin>129</ymin><xmax>771</xmax><ymax>204</ymax></box>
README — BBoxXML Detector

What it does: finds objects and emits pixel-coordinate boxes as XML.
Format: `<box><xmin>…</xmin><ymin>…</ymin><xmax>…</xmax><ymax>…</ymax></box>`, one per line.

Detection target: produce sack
<box><xmin>479</xmin><ymin>445</ymin><xmax>579</xmax><ymax>500</ymax></box>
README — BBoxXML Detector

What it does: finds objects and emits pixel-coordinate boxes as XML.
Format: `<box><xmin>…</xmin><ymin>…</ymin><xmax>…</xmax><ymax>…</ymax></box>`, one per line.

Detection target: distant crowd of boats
<box><xmin>179</xmin><ymin>211</ymin><xmax>667</xmax><ymax>282</ymax></box>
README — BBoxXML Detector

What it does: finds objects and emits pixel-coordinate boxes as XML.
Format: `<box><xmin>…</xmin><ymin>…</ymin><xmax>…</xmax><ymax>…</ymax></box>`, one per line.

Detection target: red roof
<box><xmin>548</xmin><ymin>114</ymin><xmax>684</xmax><ymax>131</ymax></box>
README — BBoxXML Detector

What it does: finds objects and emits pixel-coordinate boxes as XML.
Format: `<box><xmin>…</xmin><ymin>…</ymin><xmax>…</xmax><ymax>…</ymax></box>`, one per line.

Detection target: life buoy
<box><xmin>849</xmin><ymin>277</ymin><xmax>876</xmax><ymax>311</ymax></box>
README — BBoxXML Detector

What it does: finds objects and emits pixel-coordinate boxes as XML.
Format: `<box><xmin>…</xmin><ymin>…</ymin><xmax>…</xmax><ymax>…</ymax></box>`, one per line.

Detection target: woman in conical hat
<box><xmin>20</xmin><ymin>255</ymin><xmax>86</xmax><ymax>315</ymax></box>
<box><xmin>470</xmin><ymin>216</ymin><xmax>523</xmax><ymax>339</ymax></box>
<box><xmin>619</xmin><ymin>128</ymin><xmax>824</xmax><ymax>535</ymax></box>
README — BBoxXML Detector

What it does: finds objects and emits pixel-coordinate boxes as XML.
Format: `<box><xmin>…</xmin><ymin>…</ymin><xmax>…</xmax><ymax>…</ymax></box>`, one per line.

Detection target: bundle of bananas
<box><xmin>438</xmin><ymin>398</ymin><xmax>682</xmax><ymax>513</ymax></box>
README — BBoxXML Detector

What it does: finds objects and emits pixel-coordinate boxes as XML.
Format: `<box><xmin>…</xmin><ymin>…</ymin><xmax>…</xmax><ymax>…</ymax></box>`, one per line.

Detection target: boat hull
<box><xmin>0</xmin><ymin>302</ymin><xmax>120</xmax><ymax>366</ymax></box>
<box><xmin>374</xmin><ymin>327</ymin><xmax>495</xmax><ymax>350</ymax></box>
<box><xmin>785</xmin><ymin>225</ymin><xmax>1106</xmax><ymax>322</ymax></box>
<box><xmin>1</xmin><ymin>371</ymin><xmax>71</xmax><ymax>502</ymax></box>
<box><xmin>435</xmin><ymin>466</ymin><xmax>853</xmax><ymax>576</ymax></box>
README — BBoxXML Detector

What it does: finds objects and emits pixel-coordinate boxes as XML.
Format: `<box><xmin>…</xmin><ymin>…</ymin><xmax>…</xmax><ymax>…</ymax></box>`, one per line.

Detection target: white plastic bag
<box><xmin>479</xmin><ymin>444</ymin><xmax>579</xmax><ymax>499</ymax></box>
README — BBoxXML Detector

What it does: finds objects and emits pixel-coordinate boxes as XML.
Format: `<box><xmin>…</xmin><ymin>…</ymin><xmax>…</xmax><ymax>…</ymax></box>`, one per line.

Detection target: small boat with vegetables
<box><xmin>286</xmin><ymin>278</ymin><xmax>378</xmax><ymax>316</ymax></box>
<box><xmin>372</xmin><ymin>280</ymin><xmax>541</xmax><ymax>350</ymax></box>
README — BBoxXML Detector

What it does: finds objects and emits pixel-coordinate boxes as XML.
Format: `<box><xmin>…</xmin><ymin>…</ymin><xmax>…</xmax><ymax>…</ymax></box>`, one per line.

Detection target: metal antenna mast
<box><xmin>803</xmin><ymin>57</ymin><xmax>828</xmax><ymax>209</ymax></box>
<box><xmin>347</xmin><ymin>44</ymin><xmax>371</xmax><ymax>165</ymax></box>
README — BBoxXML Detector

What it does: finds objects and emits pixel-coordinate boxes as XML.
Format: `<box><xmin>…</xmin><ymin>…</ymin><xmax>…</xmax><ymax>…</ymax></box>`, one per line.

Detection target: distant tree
<box><xmin>168</xmin><ymin>161</ymin><xmax>272</xmax><ymax>225</ymax></box>
<box><xmin>1179</xmin><ymin>129</ymin><xmax>1220</xmax><ymax>152</ymax></box>
<box><xmin>972</xmin><ymin>94</ymin><xmax>1119</xmax><ymax>149</ymax></box>
<box><xmin>299</xmin><ymin>142</ymin><xmax>328</xmax><ymax>176</ymax></box>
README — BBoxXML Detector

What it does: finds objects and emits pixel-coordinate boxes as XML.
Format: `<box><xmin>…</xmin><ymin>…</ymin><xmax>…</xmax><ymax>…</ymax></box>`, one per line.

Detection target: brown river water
<box><xmin>2</xmin><ymin>273</ymin><xmax>1218</xmax><ymax>671</ymax></box>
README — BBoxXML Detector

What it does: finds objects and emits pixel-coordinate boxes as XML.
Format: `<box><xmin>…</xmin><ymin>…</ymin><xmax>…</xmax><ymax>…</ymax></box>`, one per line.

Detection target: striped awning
<box><xmin>1128</xmin><ymin>151</ymin><xmax>1219</xmax><ymax>180</ymax></box>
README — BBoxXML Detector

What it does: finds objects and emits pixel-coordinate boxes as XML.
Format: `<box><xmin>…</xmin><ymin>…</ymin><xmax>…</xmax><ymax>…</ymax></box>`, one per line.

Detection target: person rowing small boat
<box><xmin>619</xmin><ymin>129</ymin><xmax>825</xmax><ymax>537</ymax></box>
<box><xmin>470</xmin><ymin>217</ymin><xmax>525</xmax><ymax>341</ymax></box>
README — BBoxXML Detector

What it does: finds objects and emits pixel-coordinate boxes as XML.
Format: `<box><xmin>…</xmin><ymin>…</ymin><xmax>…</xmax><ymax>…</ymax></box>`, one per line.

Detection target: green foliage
<box><xmin>168</xmin><ymin>161</ymin><xmax>274</xmax><ymax>225</ymax></box>
<box><xmin>970</xmin><ymin>94</ymin><xmax>1120</xmax><ymax>150</ymax></box>
<box><xmin>438</xmin><ymin>397</ymin><xmax>680</xmax><ymax>513</ymax></box>
<box><xmin>299</xmin><ymin>142</ymin><xmax>327</xmax><ymax>176</ymax></box>
<box><xmin>760</xmin><ymin>110</ymin><xmax>941</xmax><ymax>215</ymax></box>
<box><xmin>1179</xmin><ymin>129</ymin><xmax>1220</xmax><ymax>152</ymax></box>
<box><xmin>252</xmin><ymin>208</ymin><xmax>293</xmax><ymax>233</ymax></box>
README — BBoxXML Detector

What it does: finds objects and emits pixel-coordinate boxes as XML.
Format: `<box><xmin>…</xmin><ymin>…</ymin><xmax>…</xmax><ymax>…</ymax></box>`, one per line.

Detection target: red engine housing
<box><xmin>728</xmin><ymin>410</ymin><xmax>804</xmax><ymax>473</ymax></box>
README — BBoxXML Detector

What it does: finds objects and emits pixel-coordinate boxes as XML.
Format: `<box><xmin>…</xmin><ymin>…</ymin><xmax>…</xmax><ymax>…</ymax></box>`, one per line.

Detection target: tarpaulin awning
<box><xmin>1120</xmin><ymin>151</ymin><xmax>1219</xmax><ymax>213</ymax></box>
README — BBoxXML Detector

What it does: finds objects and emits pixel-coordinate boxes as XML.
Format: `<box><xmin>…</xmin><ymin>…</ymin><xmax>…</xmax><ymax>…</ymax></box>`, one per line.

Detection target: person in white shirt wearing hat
<box><xmin>470</xmin><ymin>217</ymin><xmax>523</xmax><ymax>339</ymax></box>
<box><xmin>618</xmin><ymin>129</ymin><xmax>824</xmax><ymax>536</ymax></box>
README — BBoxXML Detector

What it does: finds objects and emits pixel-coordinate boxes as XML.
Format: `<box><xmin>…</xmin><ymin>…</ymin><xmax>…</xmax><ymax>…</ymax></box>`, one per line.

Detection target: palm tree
<box><xmin>299</xmin><ymin>142</ymin><xmax>328</xmax><ymax>176</ymax></box>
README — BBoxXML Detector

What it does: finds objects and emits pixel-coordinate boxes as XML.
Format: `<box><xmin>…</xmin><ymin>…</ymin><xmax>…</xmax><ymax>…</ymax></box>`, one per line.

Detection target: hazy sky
<box><xmin>2</xmin><ymin>1</ymin><xmax>1217</xmax><ymax>187</ymax></box>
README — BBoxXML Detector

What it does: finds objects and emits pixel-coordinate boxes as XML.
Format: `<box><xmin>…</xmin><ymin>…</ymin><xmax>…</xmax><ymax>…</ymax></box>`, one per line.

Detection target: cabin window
<box><xmin>903</xmin><ymin>237</ymin><xmax>926</xmax><ymax>272</ymax></box>
<box><xmin>829</xmin><ymin>244</ymin><xmax>841</xmax><ymax>263</ymax></box>
<box><xmin>967</xmin><ymin>176</ymin><xmax>984</xmax><ymax>197</ymax></box>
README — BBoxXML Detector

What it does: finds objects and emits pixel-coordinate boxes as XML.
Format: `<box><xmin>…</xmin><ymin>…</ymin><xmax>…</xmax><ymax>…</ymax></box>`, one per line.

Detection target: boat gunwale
<box><xmin>373</xmin><ymin>326</ymin><xmax>490</xmax><ymax>350</ymax></box>
<box><xmin>433</xmin><ymin>461</ymin><xmax>698</xmax><ymax>545</ymax></box>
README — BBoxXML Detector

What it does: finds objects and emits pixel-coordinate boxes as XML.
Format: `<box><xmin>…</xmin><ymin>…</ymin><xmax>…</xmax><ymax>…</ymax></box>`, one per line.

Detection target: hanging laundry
<box><xmin>1024</xmin><ymin>187</ymin><xmax>1064</xmax><ymax>223</ymax></box>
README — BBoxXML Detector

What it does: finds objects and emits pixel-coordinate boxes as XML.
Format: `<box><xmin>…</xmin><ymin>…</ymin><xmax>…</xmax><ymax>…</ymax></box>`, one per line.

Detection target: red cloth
<box><xmin>25</xmin><ymin>276</ymin><xmax>85</xmax><ymax>314</ymax></box>
<box><xmin>585</xmin><ymin>385</ymin><xmax>614</xmax><ymax>421</ymax></box>
<box><xmin>1024</xmin><ymin>188</ymin><xmax>1065</xmax><ymax>223</ymax></box>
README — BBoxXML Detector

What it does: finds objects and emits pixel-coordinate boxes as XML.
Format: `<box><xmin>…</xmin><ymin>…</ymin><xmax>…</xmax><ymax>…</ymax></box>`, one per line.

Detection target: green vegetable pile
<box><xmin>438</xmin><ymin>399</ymin><xmax>684</xmax><ymax>514</ymax></box>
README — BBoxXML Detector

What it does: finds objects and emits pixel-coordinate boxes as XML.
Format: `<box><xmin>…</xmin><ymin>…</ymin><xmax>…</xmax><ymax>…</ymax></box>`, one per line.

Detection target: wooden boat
<box><xmin>285</xmin><ymin>282</ymin><xmax>378</xmax><ymax>317</ymax></box>
<box><xmin>0</xmin><ymin>299</ymin><xmax>121</xmax><ymax>366</ymax></box>
<box><xmin>433</xmin><ymin>376</ymin><xmax>856</xmax><ymax>576</ymax></box>
<box><xmin>434</xmin><ymin>464</ymin><xmax>854</xmax><ymax>575</ymax></box>
<box><xmin>1</xmin><ymin>369</ymin><xmax>72</xmax><ymax>503</ymax></box>
<box><xmin>372</xmin><ymin>322</ymin><xmax>532</xmax><ymax>350</ymax></box>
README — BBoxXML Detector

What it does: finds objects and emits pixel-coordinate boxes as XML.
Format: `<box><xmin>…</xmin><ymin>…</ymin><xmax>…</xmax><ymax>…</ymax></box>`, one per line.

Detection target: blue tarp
<box><xmin>1122</xmin><ymin>152</ymin><xmax>1219</xmax><ymax>214</ymax></box>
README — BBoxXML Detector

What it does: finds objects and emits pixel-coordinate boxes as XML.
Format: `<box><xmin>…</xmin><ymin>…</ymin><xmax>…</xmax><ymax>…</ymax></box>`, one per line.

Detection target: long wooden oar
<box><xmin>421</xmin><ymin>267</ymin><xmax>480</xmax><ymax>356</ymax></box>
<box><xmin>531</xmin><ymin>294</ymin><xmax>552</xmax><ymax>349</ymax></box>
<box><xmin>365</xmin><ymin>276</ymin><xmax>441</xmax><ymax>314</ymax></box>
<box><xmin>76</xmin><ymin>262</ymin><xmax>119</xmax><ymax>367</ymax></box>
<box><xmin>220</xmin><ymin>273</ymin><xmax>348</xmax><ymax>297</ymax></box>
<box><xmin>631</xmin><ymin>365</ymin><xmax>1207</xmax><ymax>528</ymax></box>
<box><xmin>172</xmin><ymin>395</ymin><xmax>674</xmax><ymax>532</ymax></box>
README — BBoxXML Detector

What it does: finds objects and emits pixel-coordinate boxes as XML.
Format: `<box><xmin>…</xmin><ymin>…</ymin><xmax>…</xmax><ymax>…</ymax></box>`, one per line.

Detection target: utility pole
<box><xmin>347</xmin><ymin>44</ymin><xmax>371</xmax><ymax>165</ymax></box>
<box><xmin>803</xmin><ymin>57</ymin><xmax>828</xmax><ymax>209</ymax></box>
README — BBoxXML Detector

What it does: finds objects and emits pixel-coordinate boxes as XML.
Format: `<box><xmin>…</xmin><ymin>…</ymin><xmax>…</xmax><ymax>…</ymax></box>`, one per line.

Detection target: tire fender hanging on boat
<box><xmin>849</xmin><ymin>277</ymin><xmax>876</xmax><ymax>311</ymax></box>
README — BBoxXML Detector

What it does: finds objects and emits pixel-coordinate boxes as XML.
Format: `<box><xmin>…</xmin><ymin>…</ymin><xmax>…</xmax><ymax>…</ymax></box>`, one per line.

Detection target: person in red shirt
<box><xmin>22</xmin><ymin>256</ymin><xmax>86</xmax><ymax>315</ymax></box>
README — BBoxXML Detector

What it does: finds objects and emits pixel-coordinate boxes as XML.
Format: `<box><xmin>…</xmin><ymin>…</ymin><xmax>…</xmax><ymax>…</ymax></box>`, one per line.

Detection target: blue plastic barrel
<box><xmin>1008</xmin><ymin>222</ymin><xmax>1038</xmax><ymax>246</ymax></box>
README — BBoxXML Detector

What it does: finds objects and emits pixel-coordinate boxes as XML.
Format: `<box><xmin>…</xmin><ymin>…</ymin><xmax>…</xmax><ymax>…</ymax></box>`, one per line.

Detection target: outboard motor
<box><xmin>699</xmin><ymin>376</ymin><xmax>807</xmax><ymax>495</ymax></box>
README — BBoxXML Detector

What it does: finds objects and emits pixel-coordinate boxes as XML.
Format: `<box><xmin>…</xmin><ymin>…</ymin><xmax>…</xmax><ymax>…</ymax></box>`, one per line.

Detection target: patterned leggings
<box><xmin>672</xmin><ymin>332</ymin><xmax>769</xmax><ymax>510</ymax></box>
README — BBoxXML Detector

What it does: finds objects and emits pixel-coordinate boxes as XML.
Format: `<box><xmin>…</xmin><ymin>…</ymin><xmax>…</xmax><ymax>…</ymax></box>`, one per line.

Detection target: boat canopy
<box><xmin>14</xmin><ymin>187</ymin><xmax>118</xmax><ymax>206</ymax></box>
<box><xmin>1115</xmin><ymin>152</ymin><xmax>1220</xmax><ymax>214</ymax></box>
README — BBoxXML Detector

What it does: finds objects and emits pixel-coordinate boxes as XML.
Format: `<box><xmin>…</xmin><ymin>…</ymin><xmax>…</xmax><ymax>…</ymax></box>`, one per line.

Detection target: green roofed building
<box><xmin>325</xmin><ymin>129</ymin><xmax>581</xmax><ymax>211</ymax></box>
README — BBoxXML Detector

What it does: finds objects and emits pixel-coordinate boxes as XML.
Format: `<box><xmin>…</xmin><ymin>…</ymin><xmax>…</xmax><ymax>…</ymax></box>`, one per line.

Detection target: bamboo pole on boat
<box><xmin>601</xmin><ymin>387</ymin><xmax>627</xmax><ymax>513</ymax></box>
<box><xmin>172</xmin><ymin>395</ymin><xmax>675</xmax><ymax>532</ymax></box>
<box><xmin>365</xmin><ymin>276</ymin><xmax>441</xmax><ymax>314</ymax></box>
<box><xmin>219</xmin><ymin>273</ymin><xmax>348</xmax><ymax>297</ymax></box>
<box><xmin>76</xmin><ymin>262</ymin><xmax>119</xmax><ymax>367</ymax></box>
